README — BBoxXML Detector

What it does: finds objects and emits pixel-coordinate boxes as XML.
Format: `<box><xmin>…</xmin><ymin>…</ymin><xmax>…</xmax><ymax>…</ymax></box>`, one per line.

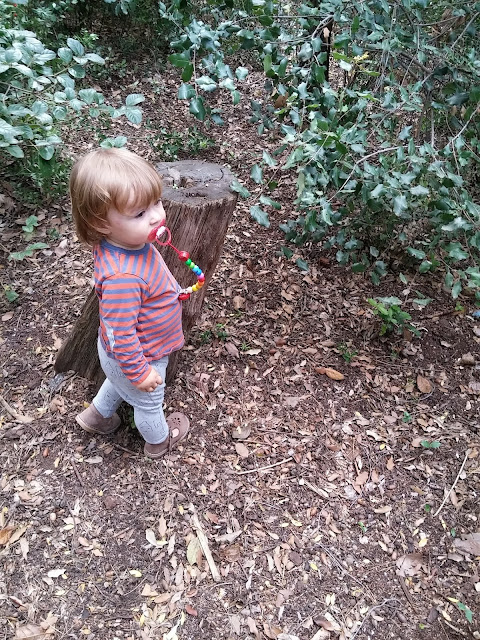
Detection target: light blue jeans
<box><xmin>93</xmin><ymin>339</ymin><xmax>169</xmax><ymax>445</ymax></box>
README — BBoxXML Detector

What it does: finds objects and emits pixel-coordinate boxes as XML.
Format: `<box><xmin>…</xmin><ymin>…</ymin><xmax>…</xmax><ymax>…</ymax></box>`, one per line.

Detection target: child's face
<box><xmin>105</xmin><ymin>198</ymin><xmax>166</xmax><ymax>250</ymax></box>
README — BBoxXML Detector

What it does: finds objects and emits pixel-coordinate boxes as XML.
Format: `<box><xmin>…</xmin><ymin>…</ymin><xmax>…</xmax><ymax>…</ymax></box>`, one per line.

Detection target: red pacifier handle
<box><xmin>148</xmin><ymin>221</ymin><xmax>171</xmax><ymax>246</ymax></box>
<box><xmin>148</xmin><ymin>221</ymin><xmax>205</xmax><ymax>301</ymax></box>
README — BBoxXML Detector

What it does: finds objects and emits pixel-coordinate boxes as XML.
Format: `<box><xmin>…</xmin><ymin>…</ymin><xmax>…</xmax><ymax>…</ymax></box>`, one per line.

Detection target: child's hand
<box><xmin>136</xmin><ymin>367</ymin><xmax>163</xmax><ymax>392</ymax></box>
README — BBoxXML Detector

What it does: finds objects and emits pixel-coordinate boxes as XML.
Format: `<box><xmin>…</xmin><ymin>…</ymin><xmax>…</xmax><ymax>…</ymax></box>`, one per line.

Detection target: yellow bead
<box><xmin>191</xmin><ymin>283</ymin><xmax>198</xmax><ymax>292</ymax></box>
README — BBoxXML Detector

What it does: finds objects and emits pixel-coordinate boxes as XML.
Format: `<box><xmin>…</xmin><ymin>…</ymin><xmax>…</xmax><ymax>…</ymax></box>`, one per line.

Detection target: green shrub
<box><xmin>0</xmin><ymin>0</ymin><xmax>144</xmax><ymax>195</ymax></box>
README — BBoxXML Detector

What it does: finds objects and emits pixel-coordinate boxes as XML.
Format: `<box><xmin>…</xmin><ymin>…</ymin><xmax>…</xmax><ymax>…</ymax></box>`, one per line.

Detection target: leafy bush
<box><xmin>368</xmin><ymin>297</ymin><xmax>419</xmax><ymax>337</ymax></box>
<box><xmin>160</xmin><ymin>0</ymin><xmax>480</xmax><ymax>299</ymax></box>
<box><xmin>0</xmin><ymin>0</ymin><xmax>144</xmax><ymax>195</ymax></box>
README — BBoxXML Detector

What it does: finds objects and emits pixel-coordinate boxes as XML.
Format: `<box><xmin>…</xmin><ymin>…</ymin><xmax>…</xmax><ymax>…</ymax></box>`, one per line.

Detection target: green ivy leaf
<box><xmin>6</xmin><ymin>145</ymin><xmax>24</xmax><ymax>158</ymax></box>
<box><xmin>197</xmin><ymin>76</ymin><xmax>217</xmax><ymax>92</ymax></box>
<box><xmin>125</xmin><ymin>94</ymin><xmax>145</xmax><ymax>106</ymax></box>
<box><xmin>250</xmin><ymin>164</ymin><xmax>263</xmax><ymax>184</ymax></box>
<box><xmin>259</xmin><ymin>195</ymin><xmax>281</xmax><ymax>209</ymax></box>
<box><xmin>189</xmin><ymin>97</ymin><xmax>206</xmax><ymax>121</ymax></box>
<box><xmin>38</xmin><ymin>145</ymin><xmax>55</xmax><ymax>160</ymax></box>
<box><xmin>125</xmin><ymin>107</ymin><xmax>142</xmax><ymax>124</ymax></box>
<box><xmin>250</xmin><ymin>205</ymin><xmax>270</xmax><ymax>227</ymax></box>
<box><xmin>296</xmin><ymin>258</ymin><xmax>309</xmax><ymax>271</ymax></box>
<box><xmin>410</xmin><ymin>185</ymin><xmax>430</xmax><ymax>196</ymax></box>
<box><xmin>100</xmin><ymin>136</ymin><xmax>127</xmax><ymax>148</ymax></box>
<box><xmin>235</xmin><ymin>67</ymin><xmax>249</xmax><ymax>81</ymax></box>
<box><xmin>168</xmin><ymin>53</ymin><xmax>190</xmax><ymax>69</ymax></box>
<box><xmin>230</xmin><ymin>180</ymin><xmax>250</xmax><ymax>199</ymax></box>
<box><xmin>178</xmin><ymin>83</ymin><xmax>196</xmax><ymax>100</ymax></box>
<box><xmin>182</xmin><ymin>63</ymin><xmax>194</xmax><ymax>82</ymax></box>
<box><xmin>67</xmin><ymin>38</ymin><xmax>85</xmax><ymax>57</ymax></box>
<box><xmin>452</xmin><ymin>280</ymin><xmax>462</xmax><ymax>299</ymax></box>
<box><xmin>9</xmin><ymin>242</ymin><xmax>49</xmax><ymax>261</ymax></box>
<box><xmin>407</xmin><ymin>247</ymin><xmax>426</xmax><ymax>259</ymax></box>
<box><xmin>393</xmin><ymin>195</ymin><xmax>408</xmax><ymax>216</ymax></box>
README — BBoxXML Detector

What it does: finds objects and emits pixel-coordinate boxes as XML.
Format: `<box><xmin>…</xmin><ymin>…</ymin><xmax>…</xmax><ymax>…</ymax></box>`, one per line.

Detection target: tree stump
<box><xmin>55</xmin><ymin>160</ymin><xmax>237</xmax><ymax>385</ymax></box>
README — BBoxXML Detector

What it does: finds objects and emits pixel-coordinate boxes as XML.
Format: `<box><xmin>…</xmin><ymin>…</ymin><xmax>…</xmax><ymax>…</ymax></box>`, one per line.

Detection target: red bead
<box><xmin>179</xmin><ymin>251</ymin><xmax>190</xmax><ymax>262</ymax></box>
<box><xmin>178</xmin><ymin>293</ymin><xmax>190</xmax><ymax>300</ymax></box>
<box><xmin>198</xmin><ymin>274</ymin><xmax>205</xmax><ymax>282</ymax></box>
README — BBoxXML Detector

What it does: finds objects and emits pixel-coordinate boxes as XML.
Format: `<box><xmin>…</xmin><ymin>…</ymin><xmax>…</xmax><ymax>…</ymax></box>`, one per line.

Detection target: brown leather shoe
<box><xmin>144</xmin><ymin>412</ymin><xmax>190</xmax><ymax>459</ymax></box>
<box><xmin>76</xmin><ymin>404</ymin><xmax>121</xmax><ymax>435</ymax></box>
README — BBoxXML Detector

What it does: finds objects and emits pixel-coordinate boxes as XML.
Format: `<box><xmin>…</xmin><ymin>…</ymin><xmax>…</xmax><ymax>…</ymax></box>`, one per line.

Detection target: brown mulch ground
<box><xmin>1</xmin><ymin>56</ymin><xmax>480</xmax><ymax>640</ymax></box>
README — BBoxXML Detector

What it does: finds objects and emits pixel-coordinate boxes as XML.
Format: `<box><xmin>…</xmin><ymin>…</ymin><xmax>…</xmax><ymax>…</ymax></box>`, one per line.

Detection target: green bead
<box><xmin>189</xmin><ymin>262</ymin><xmax>196</xmax><ymax>270</ymax></box>
<box><xmin>185</xmin><ymin>259</ymin><xmax>192</xmax><ymax>266</ymax></box>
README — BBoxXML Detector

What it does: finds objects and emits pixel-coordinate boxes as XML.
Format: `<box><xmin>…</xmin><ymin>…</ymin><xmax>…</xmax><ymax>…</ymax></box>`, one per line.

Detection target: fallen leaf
<box><xmin>225</xmin><ymin>342</ymin><xmax>239</xmax><ymax>358</ymax></box>
<box><xmin>84</xmin><ymin>456</ymin><xmax>103</xmax><ymax>464</ymax></box>
<box><xmin>231</xmin><ymin>423</ymin><xmax>251</xmax><ymax>440</ymax></box>
<box><xmin>235</xmin><ymin>442</ymin><xmax>249</xmax><ymax>458</ymax></box>
<box><xmin>355</xmin><ymin>472</ymin><xmax>368</xmax><ymax>486</ymax></box>
<box><xmin>0</xmin><ymin>526</ymin><xmax>15</xmax><ymax>546</ymax></box>
<box><xmin>396</xmin><ymin>553</ymin><xmax>423</xmax><ymax>577</ymax></box>
<box><xmin>145</xmin><ymin>528</ymin><xmax>163</xmax><ymax>548</ymax></box>
<box><xmin>158</xmin><ymin>515</ymin><xmax>167</xmax><ymax>538</ymax></box>
<box><xmin>453</xmin><ymin>533</ymin><xmax>480</xmax><ymax>556</ymax></box>
<box><xmin>386</xmin><ymin>456</ymin><xmax>395</xmax><ymax>470</ymax></box>
<box><xmin>47</xmin><ymin>569</ymin><xmax>65</xmax><ymax>578</ymax></box>
<box><xmin>374</xmin><ymin>505</ymin><xmax>392</xmax><ymax>514</ymax></box>
<box><xmin>185</xmin><ymin>605</ymin><xmax>198</xmax><ymax>617</ymax></box>
<box><xmin>141</xmin><ymin>584</ymin><xmax>159</xmax><ymax>597</ymax></box>
<box><xmin>247</xmin><ymin>617</ymin><xmax>259</xmax><ymax>635</ymax></box>
<box><xmin>417</xmin><ymin>375</ymin><xmax>433</xmax><ymax>393</ymax></box>
<box><xmin>233</xmin><ymin>296</ymin><xmax>245</xmax><ymax>310</ymax></box>
<box><xmin>186</xmin><ymin>537</ymin><xmax>202</xmax><ymax>566</ymax></box>
<box><xmin>315</xmin><ymin>367</ymin><xmax>345</xmax><ymax>381</ymax></box>
<box><xmin>14</xmin><ymin>623</ymin><xmax>46</xmax><ymax>639</ymax></box>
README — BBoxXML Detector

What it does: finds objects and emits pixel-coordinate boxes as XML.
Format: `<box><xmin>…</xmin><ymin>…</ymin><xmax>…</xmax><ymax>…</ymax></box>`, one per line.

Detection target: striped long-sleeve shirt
<box><xmin>93</xmin><ymin>240</ymin><xmax>184</xmax><ymax>384</ymax></box>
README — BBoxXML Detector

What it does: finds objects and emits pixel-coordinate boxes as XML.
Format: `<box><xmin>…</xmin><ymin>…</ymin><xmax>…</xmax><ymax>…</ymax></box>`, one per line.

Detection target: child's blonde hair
<box><xmin>70</xmin><ymin>147</ymin><xmax>163</xmax><ymax>245</ymax></box>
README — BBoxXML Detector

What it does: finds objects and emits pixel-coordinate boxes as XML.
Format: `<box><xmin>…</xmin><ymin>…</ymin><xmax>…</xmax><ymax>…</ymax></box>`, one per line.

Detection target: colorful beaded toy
<box><xmin>148</xmin><ymin>221</ymin><xmax>205</xmax><ymax>301</ymax></box>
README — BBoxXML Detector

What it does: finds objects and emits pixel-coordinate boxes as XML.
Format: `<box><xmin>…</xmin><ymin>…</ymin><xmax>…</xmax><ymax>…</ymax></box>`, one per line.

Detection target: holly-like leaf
<box><xmin>230</xmin><ymin>180</ymin><xmax>250</xmax><ymax>198</ymax></box>
<box><xmin>250</xmin><ymin>205</ymin><xmax>270</xmax><ymax>227</ymax></box>
<box><xmin>250</xmin><ymin>164</ymin><xmax>263</xmax><ymax>184</ymax></box>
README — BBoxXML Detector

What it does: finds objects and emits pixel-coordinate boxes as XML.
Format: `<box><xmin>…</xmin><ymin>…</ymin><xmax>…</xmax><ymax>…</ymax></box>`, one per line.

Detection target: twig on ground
<box><xmin>314</xmin><ymin>541</ymin><xmax>376</xmax><ymax>602</ymax></box>
<box><xmin>70</xmin><ymin>458</ymin><xmax>86</xmax><ymax>489</ymax></box>
<box><xmin>433</xmin><ymin>448</ymin><xmax>471</xmax><ymax>517</ymax></box>
<box><xmin>0</xmin><ymin>394</ymin><xmax>34</xmax><ymax>424</ymax></box>
<box><xmin>236</xmin><ymin>457</ymin><xmax>293</xmax><ymax>475</ymax></box>
<box><xmin>350</xmin><ymin>598</ymin><xmax>401</xmax><ymax>640</ymax></box>
<box><xmin>191</xmin><ymin>511</ymin><xmax>221</xmax><ymax>583</ymax></box>
<box><xmin>113</xmin><ymin>443</ymin><xmax>140</xmax><ymax>456</ymax></box>
<box><xmin>396</xmin><ymin>573</ymin><xmax>417</xmax><ymax>611</ymax></box>
<box><xmin>441</xmin><ymin>619</ymin><xmax>469</xmax><ymax>637</ymax></box>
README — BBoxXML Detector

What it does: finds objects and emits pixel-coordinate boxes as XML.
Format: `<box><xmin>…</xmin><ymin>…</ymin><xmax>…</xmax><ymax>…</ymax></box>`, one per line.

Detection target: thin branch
<box><xmin>350</xmin><ymin>599</ymin><xmax>401</xmax><ymax>640</ymax></box>
<box><xmin>327</xmin><ymin>146</ymin><xmax>401</xmax><ymax>203</ymax></box>
<box><xmin>236</xmin><ymin>457</ymin><xmax>293</xmax><ymax>475</ymax></box>
<box><xmin>449</xmin><ymin>104</ymin><xmax>480</xmax><ymax>146</ymax></box>
<box><xmin>433</xmin><ymin>449</ymin><xmax>471</xmax><ymax>517</ymax></box>
<box><xmin>451</xmin><ymin>12</ymin><xmax>479</xmax><ymax>49</ymax></box>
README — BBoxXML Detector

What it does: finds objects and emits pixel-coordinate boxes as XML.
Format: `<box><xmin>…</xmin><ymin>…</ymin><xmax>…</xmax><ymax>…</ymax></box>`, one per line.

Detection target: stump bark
<box><xmin>55</xmin><ymin>160</ymin><xmax>237</xmax><ymax>385</ymax></box>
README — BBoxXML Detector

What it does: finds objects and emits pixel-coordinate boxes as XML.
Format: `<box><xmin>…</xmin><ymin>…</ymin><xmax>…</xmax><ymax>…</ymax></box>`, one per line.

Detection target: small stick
<box><xmin>396</xmin><ymin>573</ymin><xmax>417</xmax><ymax>611</ymax></box>
<box><xmin>433</xmin><ymin>449</ymin><xmax>470</xmax><ymax>517</ymax></box>
<box><xmin>349</xmin><ymin>599</ymin><xmax>401</xmax><ymax>640</ymax></box>
<box><xmin>191</xmin><ymin>512</ymin><xmax>221</xmax><ymax>583</ymax></box>
<box><xmin>236</xmin><ymin>457</ymin><xmax>293</xmax><ymax>475</ymax></box>
<box><xmin>0</xmin><ymin>394</ymin><xmax>34</xmax><ymax>424</ymax></box>
<box><xmin>70</xmin><ymin>458</ymin><xmax>85</xmax><ymax>489</ymax></box>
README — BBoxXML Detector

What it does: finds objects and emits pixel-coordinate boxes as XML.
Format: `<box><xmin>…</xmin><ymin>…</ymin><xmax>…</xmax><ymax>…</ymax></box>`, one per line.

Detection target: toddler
<box><xmin>70</xmin><ymin>147</ymin><xmax>190</xmax><ymax>458</ymax></box>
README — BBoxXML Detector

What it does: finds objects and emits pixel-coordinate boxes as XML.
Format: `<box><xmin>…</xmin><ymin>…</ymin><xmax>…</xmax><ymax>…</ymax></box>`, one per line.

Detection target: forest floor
<box><xmin>1</xmin><ymin>53</ymin><xmax>480</xmax><ymax>640</ymax></box>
